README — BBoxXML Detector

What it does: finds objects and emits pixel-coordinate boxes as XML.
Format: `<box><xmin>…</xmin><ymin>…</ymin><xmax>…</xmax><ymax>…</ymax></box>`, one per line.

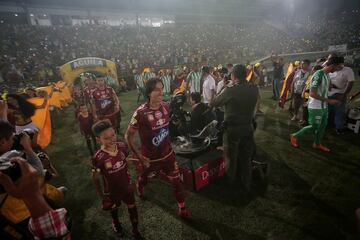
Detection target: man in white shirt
<box><xmin>201</xmin><ymin>66</ymin><xmax>216</xmax><ymax>105</ymax></box>
<box><xmin>328</xmin><ymin>58</ymin><xmax>355</xmax><ymax>134</ymax></box>
<box><xmin>216</xmin><ymin>67</ymin><xmax>228</xmax><ymax>95</ymax></box>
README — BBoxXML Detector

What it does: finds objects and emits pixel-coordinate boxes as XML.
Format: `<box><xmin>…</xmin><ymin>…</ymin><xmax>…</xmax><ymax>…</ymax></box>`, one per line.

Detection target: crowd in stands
<box><xmin>284</xmin><ymin>18</ymin><xmax>360</xmax><ymax>50</ymax></box>
<box><xmin>1</xmin><ymin>18</ymin><xmax>360</xmax><ymax>89</ymax></box>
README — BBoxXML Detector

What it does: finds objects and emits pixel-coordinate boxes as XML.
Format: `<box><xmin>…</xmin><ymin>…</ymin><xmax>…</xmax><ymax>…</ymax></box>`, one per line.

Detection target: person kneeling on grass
<box><xmin>290</xmin><ymin>55</ymin><xmax>342</xmax><ymax>152</ymax></box>
<box><xmin>91</xmin><ymin>120</ymin><xmax>143</xmax><ymax>239</ymax></box>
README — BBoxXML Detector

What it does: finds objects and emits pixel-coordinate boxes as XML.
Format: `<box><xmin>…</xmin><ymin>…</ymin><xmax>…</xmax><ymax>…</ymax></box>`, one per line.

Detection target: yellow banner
<box><xmin>280</xmin><ymin>63</ymin><xmax>294</xmax><ymax>97</ymax></box>
<box><xmin>28</xmin><ymin>97</ymin><xmax>52</xmax><ymax>149</ymax></box>
<box><xmin>173</xmin><ymin>80</ymin><xmax>187</xmax><ymax>96</ymax></box>
<box><xmin>36</xmin><ymin>85</ymin><xmax>63</xmax><ymax>109</ymax></box>
<box><xmin>246</xmin><ymin>69</ymin><xmax>253</xmax><ymax>82</ymax></box>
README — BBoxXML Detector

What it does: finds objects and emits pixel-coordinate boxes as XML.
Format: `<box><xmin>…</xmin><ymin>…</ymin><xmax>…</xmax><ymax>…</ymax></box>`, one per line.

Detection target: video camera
<box><xmin>170</xmin><ymin>94</ymin><xmax>186</xmax><ymax>114</ymax></box>
<box><xmin>12</xmin><ymin>129</ymin><xmax>35</xmax><ymax>151</ymax></box>
<box><xmin>169</xmin><ymin>93</ymin><xmax>191</xmax><ymax>138</ymax></box>
<box><xmin>0</xmin><ymin>150</ymin><xmax>22</xmax><ymax>194</ymax></box>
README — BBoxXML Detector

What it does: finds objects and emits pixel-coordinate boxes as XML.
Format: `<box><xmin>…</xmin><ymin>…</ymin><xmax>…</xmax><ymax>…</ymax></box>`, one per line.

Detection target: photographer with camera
<box><xmin>0</xmin><ymin>120</ymin><xmax>46</xmax><ymax>237</ymax></box>
<box><xmin>0</xmin><ymin>157</ymin><xmax>70</xmax><ymax>239</ymax></box>
<box><xmin>4</xmin><ymin>93</ymin><xmax>50</xmax><ymax>151</ymax></box>
<box><xmin>0</xmin><ymin>119</ymin><xmax>67</xmax><ymax>239</ymax></box>
<box><xmin>0</xmin><ymin>120</ymin><xmax>43</xmax><ymax>174</ymax></box>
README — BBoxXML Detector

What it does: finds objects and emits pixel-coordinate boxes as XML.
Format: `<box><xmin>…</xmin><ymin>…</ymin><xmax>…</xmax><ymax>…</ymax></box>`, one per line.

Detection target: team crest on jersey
<box><xmin>155</xmin><ymin>111</ymin><xmax>163</xmax><ymax>119</ymax></box>
<box><xmin>147</xmin><ymin>114</ymin><xmax>155</xmax><ymax>121</ymax></box>
<box><xmin>156</xmin><ymin>118</ymin><xmax>166</xmax><ymax>126</ymax></box>
<box><xmin>113</xmin><ymin>160</ymin><xmax>125</xmax><ymax>170</ymax></box>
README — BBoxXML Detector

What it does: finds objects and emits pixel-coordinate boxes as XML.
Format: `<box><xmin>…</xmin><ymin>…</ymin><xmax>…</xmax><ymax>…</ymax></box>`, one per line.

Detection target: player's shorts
<box><xmin>137</xmin><ymin>152</ymin><xmax>180</xmax><ymax>178</ymax></box>
<box><xmin>101</xmin><ymin>186</ymin><xmax>135</xmax><ymax>211</ymax></box>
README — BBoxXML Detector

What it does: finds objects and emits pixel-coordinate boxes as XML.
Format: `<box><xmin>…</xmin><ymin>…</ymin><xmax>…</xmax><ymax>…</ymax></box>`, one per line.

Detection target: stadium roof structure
<box><xmin>0</xmin><ymin>0</ymin><xmax>359</xmax><ymax>23</ymax></box>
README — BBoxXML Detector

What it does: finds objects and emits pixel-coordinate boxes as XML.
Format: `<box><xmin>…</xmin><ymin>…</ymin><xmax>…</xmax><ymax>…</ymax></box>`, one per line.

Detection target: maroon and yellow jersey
<box><xmin>129</xmin><ymin>101</ymin><xmax>172</xmax><ymax>160</ymax></box>
<box><xmin>92</xmin><ymin>87</ymin><xmax>116</xmax><ymax>116</ymax></box>
<box><xmin>92</xmin><ymin>142</ymin><xmax>130</xmax><ymax>198</ymax></box>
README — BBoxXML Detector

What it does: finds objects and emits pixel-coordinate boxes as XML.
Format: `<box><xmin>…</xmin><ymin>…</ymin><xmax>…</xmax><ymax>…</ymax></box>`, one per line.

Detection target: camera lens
<box><xmin>0</xmin><ymin>151</ymin><xmax>22</xmax><ymax>194</ymax></box>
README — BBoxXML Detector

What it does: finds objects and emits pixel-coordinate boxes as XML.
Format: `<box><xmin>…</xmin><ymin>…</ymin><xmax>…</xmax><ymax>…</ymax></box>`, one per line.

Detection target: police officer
<box><xmin>211</xmin><ymin>64</ymin><xmax>258</xmax><ymax>190</ymax></box>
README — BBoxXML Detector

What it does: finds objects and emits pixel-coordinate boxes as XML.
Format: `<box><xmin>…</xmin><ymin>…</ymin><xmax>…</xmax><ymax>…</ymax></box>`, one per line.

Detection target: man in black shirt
<box><xmin>271</xmin><ymin>56</ymin><xmax>284</xmax><ymax>100</ymax></box>
<box><xmin>189</xmin><ymin>92</ymin><xmax>213</xmax><ymax>134</ymax></box>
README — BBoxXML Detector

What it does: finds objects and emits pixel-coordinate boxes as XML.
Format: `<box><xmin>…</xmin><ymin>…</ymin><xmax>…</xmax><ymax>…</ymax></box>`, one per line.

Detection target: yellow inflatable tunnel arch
<box><xmin>59</xmin><ymin>57</ymin><xmax>118</xmax><ymax>85</ymax></box>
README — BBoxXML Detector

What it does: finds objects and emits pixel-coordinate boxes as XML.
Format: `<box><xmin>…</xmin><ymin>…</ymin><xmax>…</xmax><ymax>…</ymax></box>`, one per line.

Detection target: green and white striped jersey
<box><xmin>134</xmin><ymin>74</ymin><xmax>144</xmax><ymax>89</ymax></box>
<box><xmin>187</xmin><ymin>71</ymin><xmax>202</xmax><ymax>93</ymax></box>
<box><xmin>143</xmin><ymin>72</ymin><xmax>156</xmax><ymax>82</ymax></box>
<box><xmin>308</xmin><ymin>70</ymin><xmax>330</xmax><ymax>109</ymax></box>
<box><xmin>160</xmin><ymin>75</ymin><xmax>172</xmax><ymax>94</ymax></box>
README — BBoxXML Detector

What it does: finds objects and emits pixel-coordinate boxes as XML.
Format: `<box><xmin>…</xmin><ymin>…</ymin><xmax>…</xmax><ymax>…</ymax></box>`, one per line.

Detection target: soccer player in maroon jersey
<box><xmin>77</xmin><ymin>103</ymin><xmax>96</xmax><ymax>155</ymax></box>
<box><xmin>83</xmin><ymin>74</ymin><xmax>97</xmax><ymax>108</ymax></box>
<box><xmin>92</xmin><ymin>76</ymin><xmax>123</xmax><ymax>131</ymax></box>
<box><xmin>125</xmin><ymin>78</ymin><xmax>191</xmax><ymax>218</ymax></box>
<box><xmin>72</xmin><ymin>85</ymin><xmax>85</xmax><ymax>108</ymax></box>
<box><xmin>91</xmin><ymin>120</ymin><xmax>143</xmax><ymax>239</ymax></box>
<box><xmin>72</xmin><ymin>84</ymin><xmax>85</xmax><ymax>119</ymax></box>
